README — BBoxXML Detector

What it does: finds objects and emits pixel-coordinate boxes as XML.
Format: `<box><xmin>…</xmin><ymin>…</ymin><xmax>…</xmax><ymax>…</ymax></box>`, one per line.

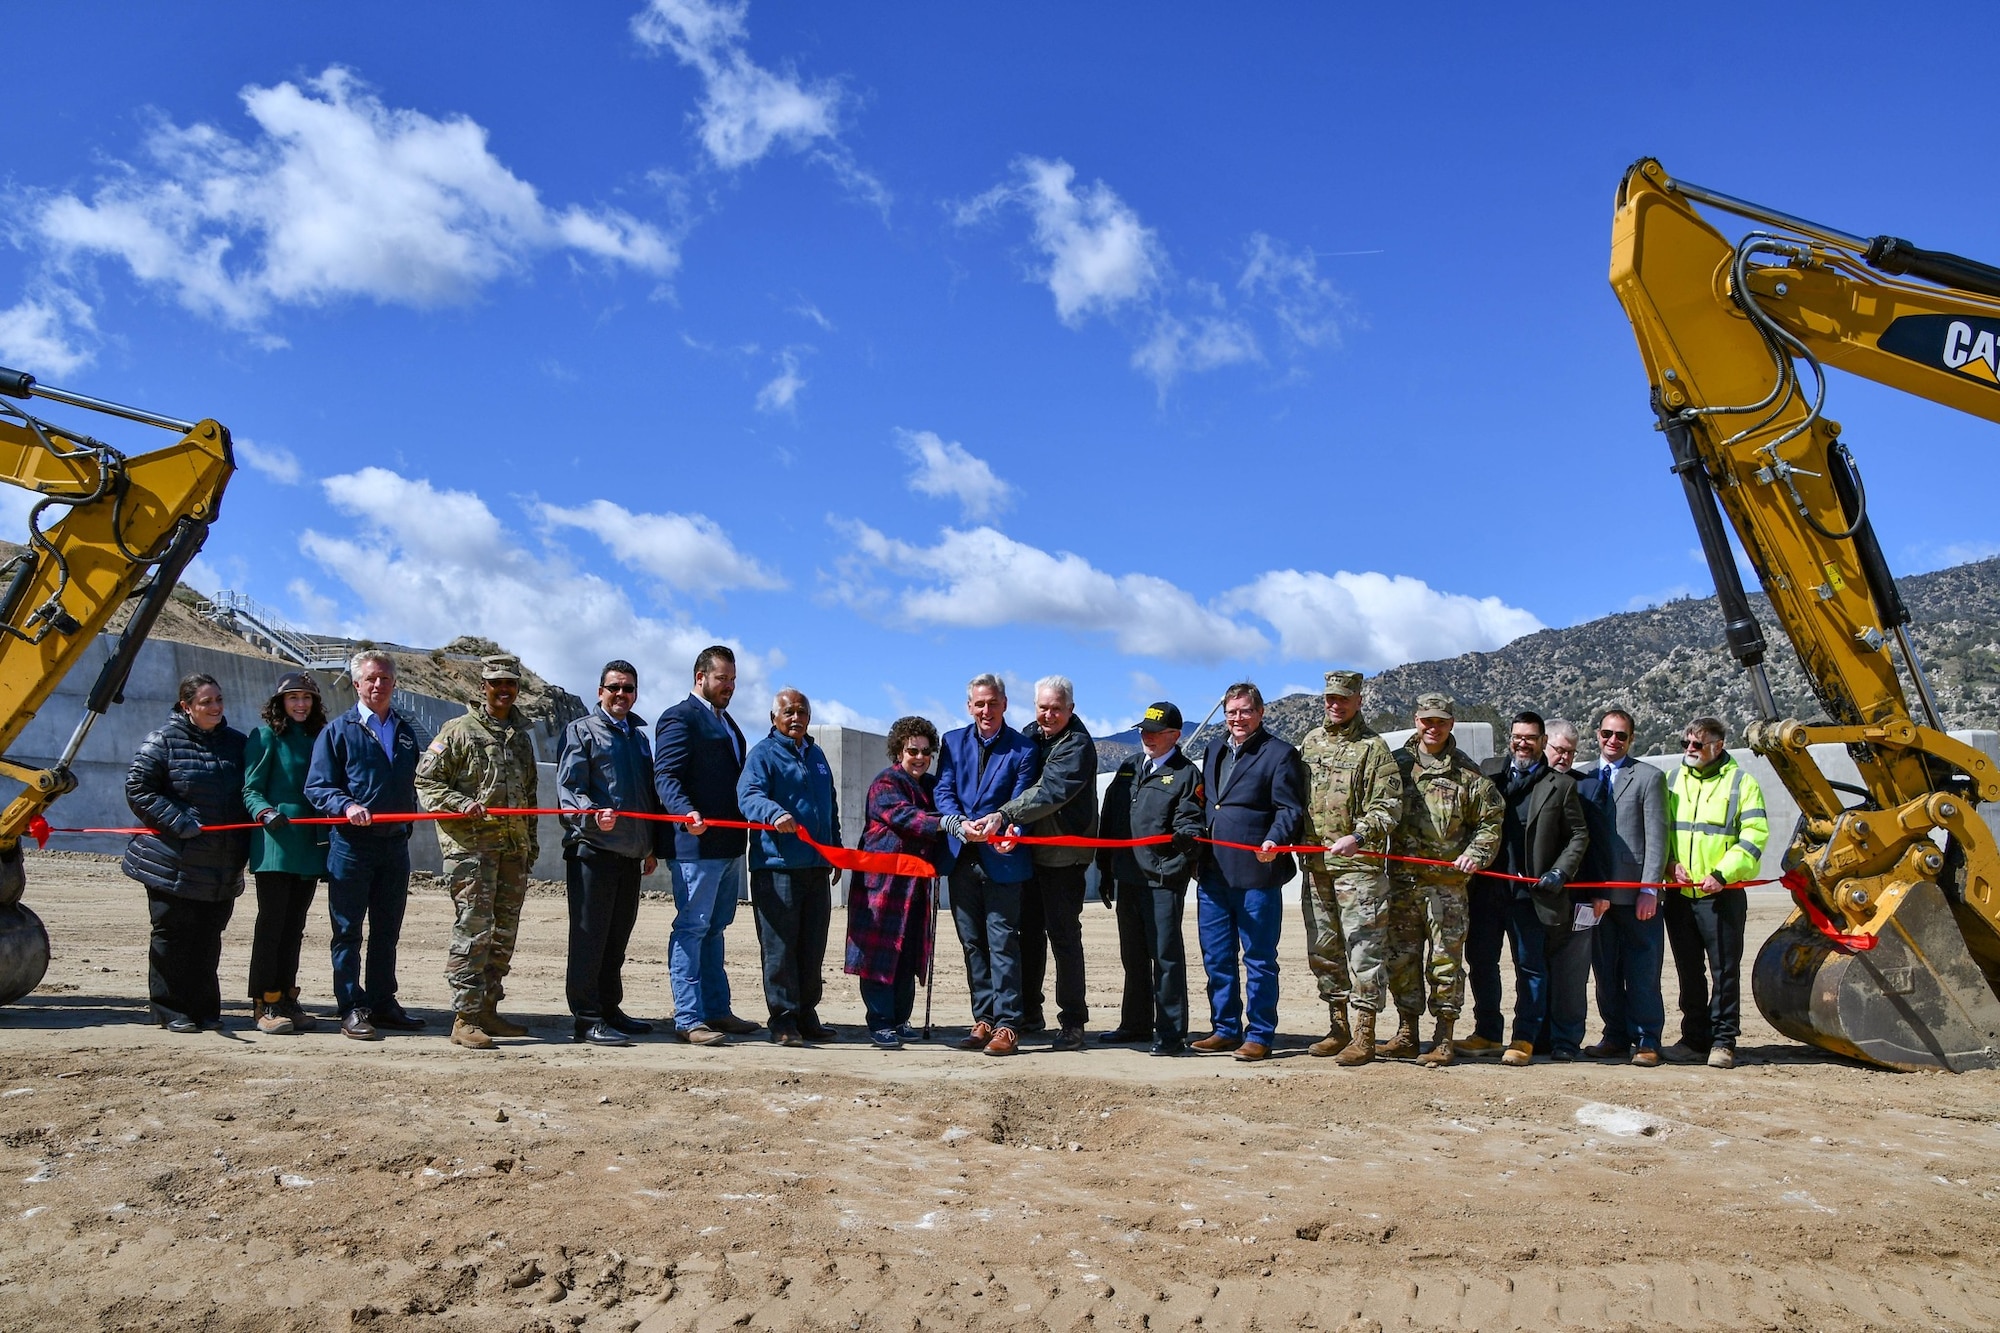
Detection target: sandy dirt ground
<box><xmin>2</xmin><ymin>852</ymin><xmax>1998</xmax><ymax>1331</ymax></box>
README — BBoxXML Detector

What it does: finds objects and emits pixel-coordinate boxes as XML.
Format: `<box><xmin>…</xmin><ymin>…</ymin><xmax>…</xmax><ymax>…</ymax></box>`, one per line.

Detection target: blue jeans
<box><xmin>949</xmin><ymin>856</ymin><xmax>1025</xmax><ymax>1030</ymax></box>
<box><xmin>1195</xmin><ymin>871</ymin><xmax>1282</xmax><ymax>1046</ymax></box>
<box><xmin>326</xmin><ymin>833</ymin><xmax>411</xmax><ymax>1017</ymax></box>
<box><xmin>668</xmin><ymin>856</ymin><xmax>742</xmax><ymax>1030</ymax></box>
<box><xmin>1468</xmin><ymin>882</ymin><xmax>1549</xmax><ymax>1046</ymax></box>
<box><xmin>1592</xmin><ymin>900</ymin><xmax>1666</xmax><ymax>1049</ymax></box>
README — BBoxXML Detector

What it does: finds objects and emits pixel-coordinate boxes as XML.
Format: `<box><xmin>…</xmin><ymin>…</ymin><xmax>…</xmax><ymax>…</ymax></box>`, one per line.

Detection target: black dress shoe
<box><xmin>1150</xmin><ymin>1039</ymin><xmax>1187</xmax><ymax>1056</ymax></box>
<box><xmin>165</xmin><ymin>1016</ymin><xmax>200</xmax><ymax>1035</ymax></box>
<box><xmin>604</xmin><ymin>1010</ymin><xmax>653</xmax><ymax>1035</ymax></box>
<box><xmin>371</xmin><ymin>1008</ymin><xmax>426</xmax><ymax>1031</ymax></box>
<box><xmin>1098</xmin><ymin>1028</ymin><xmax>1149</xmax><ymax>1045</ymax></box>
<box><xmin>709</xmin><ymin>1013</ymin><xmax>762</xmax><ymax>1036</ymax></box>
<box><xmin>1052</xmin><ymin>1025</ymin><xmax>1085</xmax><ymax>1052</ymax></box>
<box><xmin>772</xmin><ymin>1027</ymin><xmax>807</xmax><ymax>1048</ymax></box>
<box><xmin>575</xmin><ymin>1019</ymin><xmax>632</xmax><ymax>1047</ymax></box>
<box><xmin>799</xmin><ymin>1020</ymin><xmax>840</xmax><ymax>1043</ymax></box>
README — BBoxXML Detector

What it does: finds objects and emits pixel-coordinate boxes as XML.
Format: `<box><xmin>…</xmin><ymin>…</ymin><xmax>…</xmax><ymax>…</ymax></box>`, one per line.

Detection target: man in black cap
<box><xmin>1095</xmin><ymin>702</ymin><xmax>1207</xmax><ymax>1055</ymax></box>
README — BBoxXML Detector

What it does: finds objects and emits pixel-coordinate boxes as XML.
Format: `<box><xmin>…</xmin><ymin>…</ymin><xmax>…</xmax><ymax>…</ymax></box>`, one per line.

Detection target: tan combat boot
<box><xmin>480</xmin><ymin>1003</ymin><xmax>528</xmax><ymax>1039</ymax></box>
<box><xmin>451</xmin><ymin>1015</ymin><xmax>495</xmax><ymax>1050</ymax></box>
<box><xmin>1335</xmin><ymin>1009</ymin><xmax>1377</xmax><ymax>1066</ymax></box>
<box><xmin>1418</xmin><ymin>1016</ymin><xmax>1456</xmax><ymax>1067</ymax></box>
<box><xmin>1377</xmin><ymin>1009</ymin><xmax>1421</xmax><ymax>1060</ymax></box>
<box><xmin>1307</xmin><ymin>1003</ymin><xmax>1352</xmax><ymax>1058</ymax></box>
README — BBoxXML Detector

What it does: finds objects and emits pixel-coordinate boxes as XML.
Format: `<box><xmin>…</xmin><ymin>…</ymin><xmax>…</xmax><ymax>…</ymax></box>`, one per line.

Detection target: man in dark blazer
<box><xmin>1467</xmin><ymin>711</ymin><xmax>1590</xmax><ymax>1065</ymax></box>
<box><xmin>1575</xmin><ymin>707</ymin><xmax>1669</xmax><ymax>1066</ymax></box>
<box><xmin>652</xmin><ymin>644</ymin><xmax>759</xmax><ymax>1046</ymax></box>
<box><xmin>933</xmin><ymin>671</ymin><xmax>1039</xmax><ymax>1056</ymax></box>
<box><xmin>1096</xmin><ymin>701</ymin><xmax>1207</xmax><ymax>1055</ymax></box>
<box><xmin>305</xmin><ymin>649</ymin><xmax>426</xmax><ymax>1041</ymax></box>
<box><xmin>1192</xmin><ymin>682</ymin><xmax>1307</xmax><ymax>1062</ymax></box>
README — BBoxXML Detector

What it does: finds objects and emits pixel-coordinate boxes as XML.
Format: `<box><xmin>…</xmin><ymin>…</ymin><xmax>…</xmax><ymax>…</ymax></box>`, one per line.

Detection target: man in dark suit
<box><xmin>652</xmin><ymin>644</ymin><xmax>760</xmax><ymax>1046</ymax></box>
<box><xmin>934</xmin><ymin>672</ymin><xmax>1039</xmax><ymax>1057</ymax></box>
<box><xmin>1192</xmin><ymin>682</ymin><xmax>1307</xmax><ymax>1062</ymax></box>
<box><xmin>1576</xmin><ymin>707</ymin><xmax>1669</xmax><ymax>1066</ymax></box>
<box><xmin>1096</xmin><ymin>701</ymin><xmax>1206</xmax><ymax>1055</ymax></box>
<box><xmin>1466</xmin><ymin>710</ymin><xmax>1591</xmax><ymax>1066</ymax></box>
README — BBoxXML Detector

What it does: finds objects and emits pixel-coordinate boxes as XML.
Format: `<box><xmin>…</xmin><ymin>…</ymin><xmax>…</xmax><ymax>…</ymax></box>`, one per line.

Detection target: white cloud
<box><xmin>960</xmin><ymin>157</ymin><xmax>1162</xmax><ymax>326</ymax></box>
<box><xmin>1238</xmin><ymin>233</ymin><xmax>1351</xmax><ymax>349</ymax></box>
<box><xmin>632</xmin><ymin>0</ymin><xmax>886</xmax><ymax>209</ymax></box>
<box><xmin>1222</xmin><ymin>569</ymin><xmax>1542</xmax><ymax>671</ymax></box>
<box><xmin>809</xmin><ymin>697</ymin><xmax>888</xmax><ymax>734</ymax></box>
<box><xmin>0</xmin><ymin>290</ymin><xmax>95</xmax><ymax>377</ymax></box>
<box><xmin>31</xmin><ymin>67</ymin><xmax>675</xmax><ymax>329</ymax></box>
<box><xmin>755</xmin><ymin>348</ymin><xmax>805</xmax><ymax>412</ymax></box>
<box><xmin>789</xmin><ymin>299</ymin><xmax>833</xmax><ymax>331</ymax></box>
<box><xmin>1130</xmin><ymin>312</ymin><xmax>1259</xmax><ymax>387</ymax></box>
<box><xmin>300</xmin><ymin>466</ymin><xmax>774</xmax><ymax>703</ymax></box>
<box><xmin>897</xmin><ymin>429</ymin><xmax>1014</xmax><ymax>521</ymax></box>
<box><xmin>536</xmin><ymin>497</ymin><xmax>784</xmax><ymax>593</ymax></box>
<box><xmin>233</xmin><ymin>436</ymin><xmax>302</xmax><ymax>485</ymax></box>
<box><xmin>834</xmin><ymin>520</ymin><xmax>1269</xmax><ymax>661</ymax></box>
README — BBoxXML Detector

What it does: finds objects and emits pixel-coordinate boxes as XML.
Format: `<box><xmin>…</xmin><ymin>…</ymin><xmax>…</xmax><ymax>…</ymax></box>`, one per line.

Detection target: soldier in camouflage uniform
<box><xmin>1391</xmin><ymin>693</ymin><xmax>1503</xmax><ymax>1067</ymax></box>
<box><xmin>1297</xmin><ymin>669</ymin><xmax>1406</xmax><ymax>1065</ymax></box>
<box><xmin>416</xmin><ymin>655</ymin><xmax>542</xmax><ymax>1050</ymax></box>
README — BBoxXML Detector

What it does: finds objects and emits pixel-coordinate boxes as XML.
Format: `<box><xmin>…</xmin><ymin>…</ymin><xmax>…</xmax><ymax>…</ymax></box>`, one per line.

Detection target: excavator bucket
<box><xmin>1753</xmin><ymin>880</ymin><xmax>2000</xmax><ymax>1071</ymax></box>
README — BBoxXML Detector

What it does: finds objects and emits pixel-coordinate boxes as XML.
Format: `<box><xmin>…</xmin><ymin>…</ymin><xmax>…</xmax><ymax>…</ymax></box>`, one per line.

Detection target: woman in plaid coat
<box><xmin>846</xmin><ymin>716</ymin><xmax>949</xmax><ymax>1047</ymax></box>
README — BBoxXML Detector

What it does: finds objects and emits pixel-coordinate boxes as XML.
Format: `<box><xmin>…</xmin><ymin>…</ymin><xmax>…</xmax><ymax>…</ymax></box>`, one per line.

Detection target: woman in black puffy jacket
<box><xmin>122</xmin><ymin>672</ymin><xmax>252</xmax><ymax>1032</ymax></box>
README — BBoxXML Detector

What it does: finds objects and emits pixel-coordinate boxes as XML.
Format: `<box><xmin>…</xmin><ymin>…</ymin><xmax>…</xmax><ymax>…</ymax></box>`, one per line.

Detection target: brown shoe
<box><xmin>1233</xmin><ymin>1041</ymin><xmax>1269</xmax><ymax>1062</ymax></box>
<box><xmin>1631</xmin><ymin>1047</ymin><xmax>1661</xmax><ymax>1068</ymax></box>
<box><xmin>1455</xmin><ymin>1034</ymin><xmax>1504</xmax><ymax>1053</ymax></box>
<box><xmin>709</xmin><ymin>1013</ymin><xmax>763</xmax><ymax>1036</ymax></box>
<box><xmin>1335</xmin><ymin>1009</ymin><xmax>1378</xmax><ymax>1066</ymax></box>
<box><xmin>983</xmin><ymin>1026</ymin><xmax>1019</xmax><ymax>1056</ymax></box>
<box><xmin>479</xmin><ymin>1004</ymin><xmax>528</xmax><ymax>1039</ymax></box>
<box><xmin>956</xmin><ymin>1021</ymin><xmax>995</xmax><ymax>1051</ymax></box>
<box><xmin>254</xmin><ymin>1000</ymin><xmax>295</xmax><ymax>1036</ymax></box>
<box><xmin>675</xmin><ymin>1023</ymin><xmax>728</xmax><ymax>1046</ymax></box>
<box><xmin>1189</xmin><ymin>1033</ymin><xmax>1243</xmax><ymax>1053</ymax></box>
<box><xmin>1584</xmin><ymin>1039</ymin><xmax>1631</xmax><ymax>1059</ymax></box>
<box><xmin>1377</xmin><ymin>1009</ymin><xmax>1421</xmax><ymax>1060</ymax></box>
<box><xmin>340</xmin><ymin>1008</ymin><xmax>380</xmax><ymax>1042</ymax></box>
<box><xmin>1500</xmin><ymin>1039</ymin><xmax>1534</xmax><ymax>1067</ymax></box>
<box><xmin>1307</xmin><ymin>1003</ymin><xmax>1352</xmax><ymax>1058</ymax></box>
<box><xmin>450</xmin><ymin>1016</ymin><xmax>495</xmax><ymax>1050</ymax></box>
<box><xmin>1418</xmin><ymin>1016</ymin><xmax>1456</xmax><ymax>1068</ymax></box>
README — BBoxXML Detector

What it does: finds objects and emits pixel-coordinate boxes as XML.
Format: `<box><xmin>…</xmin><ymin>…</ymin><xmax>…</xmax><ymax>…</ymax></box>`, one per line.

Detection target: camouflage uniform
<box><xmin>1298</xmin><ymin>672</ymin><xmax>1406</xmax><ymax>1016</ymax></box>
<box><xmin>416</xmin><ymin>671</ymin><xmax>541</xmax><ymax>1020</ymax></box>
<box><xmin>1391</xmin><ymin>726</ymin><xmax>1503</xmax><ymax>1018</ymax></box>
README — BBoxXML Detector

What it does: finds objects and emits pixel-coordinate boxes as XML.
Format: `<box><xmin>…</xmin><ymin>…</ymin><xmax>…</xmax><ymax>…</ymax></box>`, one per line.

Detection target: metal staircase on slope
<box><xmin>195</xmin><ymin>590</ymin><xmax>352</xmax><ymax>671</ymax></box>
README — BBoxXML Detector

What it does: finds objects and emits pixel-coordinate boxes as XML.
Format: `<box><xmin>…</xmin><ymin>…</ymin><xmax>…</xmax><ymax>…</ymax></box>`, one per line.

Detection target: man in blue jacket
<box><xmin>304</xmin><ymin>649</ymin><xmax>426</xmax><ymax>1041</ymax></box>
<box><xmin>1194</xmin><ymin>682</ymin><xmax>1307</xmax><ymax>1062</ymax></box>
<box><xmin>653</xmin><ymin>645</ymin><xmax>760</xmax><ymax>1046</ymax></box>
<box><xmin>736</xmin><ymin>688</ymin><xmax>843</xmax><ymax>1047</ymax></box>
<box><xmin>934</xmin><ymin>672</ymin><xmax>1039</xmax><ymax>1056</ymax></box>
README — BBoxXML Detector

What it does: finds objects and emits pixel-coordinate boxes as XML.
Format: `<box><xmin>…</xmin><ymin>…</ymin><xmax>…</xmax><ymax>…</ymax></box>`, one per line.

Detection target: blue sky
<box><xmin>5</xmin><ymin>3</ymin><xmax>1999</xmax><ymax>735</ymax></box>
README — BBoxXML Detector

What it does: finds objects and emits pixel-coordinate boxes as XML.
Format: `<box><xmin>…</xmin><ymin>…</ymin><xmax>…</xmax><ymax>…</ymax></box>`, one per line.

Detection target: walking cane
<box><xmin>921</xmin><ymin>880</ymin><xmax>938</xmax><ymax>1039</ymax></box>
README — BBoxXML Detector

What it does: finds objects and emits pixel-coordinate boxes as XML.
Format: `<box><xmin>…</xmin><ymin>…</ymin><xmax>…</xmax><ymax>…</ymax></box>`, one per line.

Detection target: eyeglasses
<box><xmin>902</xmin><ymin>745</ymin><xmax>933</xmax><ymax>756</ymax></box>
<box><xmin>601</xmin><ymin>683</ymin><xmax>636</xmax><ymax>694</ymax></box>
<box><xmin>1683</xmin><ymin>738</ymin><xmax>1714</xmax><ymax>750</ymax></box>
<box><xmin>1598</xmin><ymin>729</ymin><xmax>1630</xmax><ymax>741</ymax></box>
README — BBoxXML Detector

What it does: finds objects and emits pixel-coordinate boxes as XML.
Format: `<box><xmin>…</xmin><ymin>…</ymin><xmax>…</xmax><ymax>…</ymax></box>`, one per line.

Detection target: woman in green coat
<box><xmin>242</xmin><ymin>671</ymin><xmax>331</xmax><ymax>1035</ymax></box>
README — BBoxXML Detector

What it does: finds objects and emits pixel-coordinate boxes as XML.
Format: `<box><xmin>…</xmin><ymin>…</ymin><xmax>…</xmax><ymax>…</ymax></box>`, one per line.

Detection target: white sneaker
<box><xmin>1706</xmin><ymin>1046</ymin><xmax>1737</xmax><ymax>1069</ymax></box>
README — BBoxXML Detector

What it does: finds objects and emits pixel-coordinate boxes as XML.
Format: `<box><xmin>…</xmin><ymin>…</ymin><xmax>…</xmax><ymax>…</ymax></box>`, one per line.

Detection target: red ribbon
<box><xmin>1779</xmin><ymin>867</ymin><xmax>1876</xmax><ymax>952</ymax></box>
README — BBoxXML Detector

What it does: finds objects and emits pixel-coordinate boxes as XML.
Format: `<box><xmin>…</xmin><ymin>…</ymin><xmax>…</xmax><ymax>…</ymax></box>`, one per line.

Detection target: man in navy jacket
<box><xmin>934</xmin><ymin>672</ymin><xmax>1039</xmax><ymax>1056</ymax></box>
<box><xmin>1194</xmin><ymin>682</ymin><xmax>1307</xmax><ymax>1061</ymax></box>
<box><xmin>305</xmin><ymin>649</ymin><xmax>425</xmax><ymax>1041</ymax></box>
<box><xmin>652</xmin><ymin>645</ymin><xmax>759</xmax><ymax>1045</ymax></box>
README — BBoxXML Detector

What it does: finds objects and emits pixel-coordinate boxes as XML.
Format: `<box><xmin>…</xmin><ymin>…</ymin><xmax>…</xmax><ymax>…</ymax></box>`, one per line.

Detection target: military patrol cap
<box><xmin>1414</xmin><ymin>692</ymin><xmax>1455</xmax><ymax>721</ymax></box>
<box><xmin>1137</xmin><ymin>701</ymin><xmax>1183</xmax><ymax>733</ymax></box>
<box><xmin>1323</xmin><ymin>669</ymin><xmax>1364</xmax><ymax>698</ymax></box>
<box><xmin>481</xmin><ymin>654</ymin><xmax>524</xmax><ymax>682</ymax></box>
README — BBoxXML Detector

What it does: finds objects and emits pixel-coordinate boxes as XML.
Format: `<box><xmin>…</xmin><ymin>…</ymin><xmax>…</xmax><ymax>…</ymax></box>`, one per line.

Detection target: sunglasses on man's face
<box><xmin>1599</xmin><ymin>729</ymin><xmax>1630</xmax><ymax>741</ymax></box>
<box><xmin>601</xmin><ymin>683</ymin><xmax>636</xmax><ymax>694</ymax></box>
<box><xmin>1684</xmin><ymin>738</ymin><xmax>1715</xmax><ymax>750</ymax></box>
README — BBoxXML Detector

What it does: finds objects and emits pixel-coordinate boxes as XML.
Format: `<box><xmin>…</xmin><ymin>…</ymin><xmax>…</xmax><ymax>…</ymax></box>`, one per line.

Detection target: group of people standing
<box><xmin>114</xmin><ymin>646</ymin><xmax>1769</xmax><ymax>1068</ymax></box>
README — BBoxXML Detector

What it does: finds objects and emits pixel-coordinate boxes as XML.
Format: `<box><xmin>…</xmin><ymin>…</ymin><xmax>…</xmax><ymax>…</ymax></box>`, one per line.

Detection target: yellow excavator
<box><xmin>0</xmin><ymin>366</ymin><xmax>233</xmax><ymax>1004</ymax></box>
<box><xmin>1612</xmin><ymin>159</ymin><xmax>2000</xmax><ymax>1071</ymax></box>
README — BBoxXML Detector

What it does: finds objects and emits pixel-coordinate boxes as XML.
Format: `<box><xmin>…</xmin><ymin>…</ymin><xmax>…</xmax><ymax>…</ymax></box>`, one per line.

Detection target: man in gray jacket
<box><xmin>1575</xmin><ymin>707</ymin><xmax>1669</xmax><ymax>1066</ymax></box>
<box><xmin>1002</xmin><ymin>675</ymin><xmax>1099</xmax><ymax>1050</ymax></box>
<box><xmin>556</xmin><ymin>659</ymin><xmax>662</xmax><ymax>1047</ymax></box>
